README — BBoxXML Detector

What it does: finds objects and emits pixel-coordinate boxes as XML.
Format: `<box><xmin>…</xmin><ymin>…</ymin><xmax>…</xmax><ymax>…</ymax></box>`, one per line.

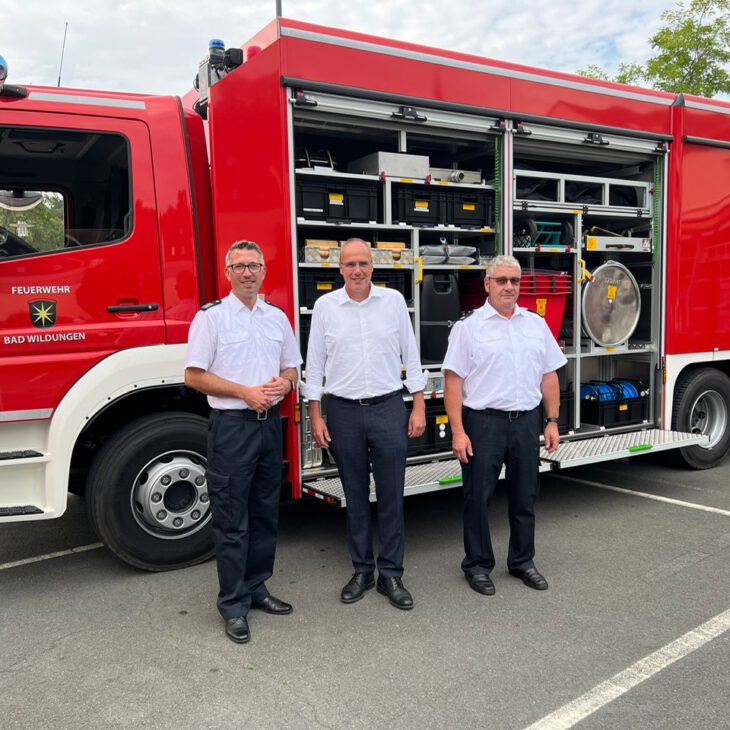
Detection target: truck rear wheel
<box><xmin>672</xmin><ymin>368</ymin><xmax>730</xmax><ymax>470</ymax></box>
<box><xmin>86</xmin><ymin>412</ymin><xmax>214</xmax><ymax>571</ymax></box>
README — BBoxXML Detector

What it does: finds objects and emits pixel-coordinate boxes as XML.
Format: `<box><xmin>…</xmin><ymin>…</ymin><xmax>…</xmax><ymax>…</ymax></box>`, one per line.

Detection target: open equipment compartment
<box><xmin>510</xmin><ymin>122</ymin><xmax>665</xmax><ymax>435</ymax></box>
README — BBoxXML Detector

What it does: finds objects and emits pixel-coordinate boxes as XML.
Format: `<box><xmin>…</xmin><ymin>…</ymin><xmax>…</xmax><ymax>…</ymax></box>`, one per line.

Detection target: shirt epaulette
<box><xmin>524</xmin><ymin>308</ymin><xmax>541</xmax><ymax>317</ymax></box>
<box><xmin>460</xmin><ymin>310</ymin><xmax>475</xmax><ymax>320</ymax></box>
<box><xmin>201</xmin><ymin>299</ymin><xmax>221</xmax><ymax>311</ymax></box>
<box><xmin>264</xmin><ymin>299</ymin><xmax>286</xmax><ymax>314</ymax></box>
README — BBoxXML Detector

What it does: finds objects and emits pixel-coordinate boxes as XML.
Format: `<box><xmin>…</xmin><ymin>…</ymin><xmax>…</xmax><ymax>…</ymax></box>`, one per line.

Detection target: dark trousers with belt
<box><xmin>326</xmin><ymin>393</ymin><xmax>408</xmax><ymax>578</ymax></box>
<box><xmin>461</xmin><ymin>406</ymin><xmax>541</xmax><ymax>575</ymax></box>
<box><xmin>206</xmin><ymin>408</ymin><xmax>281</xmax><ymax>619</ymax></box>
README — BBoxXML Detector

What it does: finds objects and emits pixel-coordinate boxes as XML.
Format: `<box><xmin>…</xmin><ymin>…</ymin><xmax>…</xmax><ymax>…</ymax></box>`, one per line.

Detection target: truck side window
<box><xmin>0</xmin><ymin>126</ymin><xmax>131</xmax><ymax>259</ymax></box>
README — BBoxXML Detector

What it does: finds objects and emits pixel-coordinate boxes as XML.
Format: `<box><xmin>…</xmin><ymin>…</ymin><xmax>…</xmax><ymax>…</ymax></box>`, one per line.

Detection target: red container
<box><xmin>517</xmin><ymin>291</ymin><xmax>568</xmax><ymax>338</ymax></box>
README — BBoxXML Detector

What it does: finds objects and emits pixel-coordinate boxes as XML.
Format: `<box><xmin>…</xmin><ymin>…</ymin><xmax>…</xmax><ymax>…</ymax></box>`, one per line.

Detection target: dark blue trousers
<box><xmin>326</xmin><ymin>395</ymin><xmax>408</xmax><ymax>578</ymax></box>
<box><xmin>461</xmin><ymin>406</ymin><xmax>541</xmax><ymax>575</ymax></box>
<box><xmin>206</xmin><ymin>409</ymin><xmax>281</xmax><ymax>619</ymax></box>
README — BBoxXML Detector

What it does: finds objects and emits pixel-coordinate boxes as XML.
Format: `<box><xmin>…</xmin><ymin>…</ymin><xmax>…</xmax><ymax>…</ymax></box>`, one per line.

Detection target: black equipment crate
<box><xmin>372</xmin><ymin>269</ymin><xmax>412</xmax><ymax>305</ymax></box>
<box><xmin>296</xmin><ymin>179</ymin><xmax>379</xmax><ymax>223</ymax></box>
<box><xmin>580</xmin><ymin>394</ymin><xmax>648</xmax><ymax>428</ymax></box>
<box><xmin>393</xmin><ymin>185</ymin><xmax>446</xmax><ymax>226</ymax></box>
<box><xmin>406</xmin><ymin>400</ymin><xmax>452</xmax><ymax>456</ymax></box>
<box><xmin>445</xmin><ymin>189</ymin><xmax>493</xmax><ymax>228</ymax></box>
<box><xmin>299</xmin><ymin>269</ymin><xmax>342</xmax><ymax>309</ymax></box>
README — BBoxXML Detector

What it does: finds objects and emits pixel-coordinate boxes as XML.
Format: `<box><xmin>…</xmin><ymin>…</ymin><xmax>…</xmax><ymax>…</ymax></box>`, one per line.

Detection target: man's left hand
<box><xmin>408</xmin><ymin>406</ymin><xmax>426</xmax><ymax>438</ymax></box>
<box><xmin>262</xmin><ymin>376</ymin><xmax>291</xmax><ymax>400</ymax></box>
<box><xmin>544</xmin><ymin>422</ymin><xmax>560</xmax><ymax>453</ymax></box>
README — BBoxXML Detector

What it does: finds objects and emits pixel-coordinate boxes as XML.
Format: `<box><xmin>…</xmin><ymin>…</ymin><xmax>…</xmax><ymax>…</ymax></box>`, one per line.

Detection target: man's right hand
<box><xmin>241</xmin><ymin>385</ymin><xmax>273</xmax><ymax>413</ymax></box>
<box><xmin>311</xmin><ymin>416</ymin><xmax>331</xmax><ymax>448</ymax></box>
<box><xmin>452</xmin><ymin>431</ymin><xmax>473</xmax><ymax>464</ymax></box>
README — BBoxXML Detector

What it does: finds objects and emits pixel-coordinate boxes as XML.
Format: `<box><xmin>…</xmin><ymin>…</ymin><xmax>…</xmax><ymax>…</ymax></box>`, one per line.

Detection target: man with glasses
<box><xmin>304</xmin><ymin>238</ymin><xmax>427</xmax><ymax>610</ymax></box>
<box><xmin>443</xmin><ymin>255</ymin><xmax>566</xmax><ymax>595</ymax></box>
<box><xmin>185</xmin><ymin>240</ymin><xmax>301</xmax><ymax>644</ymax></box>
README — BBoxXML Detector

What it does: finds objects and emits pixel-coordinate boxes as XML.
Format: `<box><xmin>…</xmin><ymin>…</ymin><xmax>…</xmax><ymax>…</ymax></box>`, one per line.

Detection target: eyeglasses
<box><xmin>489</xmin><ymin>276</ymin><xmax>521</xmax><ymax>286</ymax></box>
<box><xmin>227</xmin><ymin>262</ymin><xmax>264</xmax><ymax>274</ymax></box>
<box><xmin>342</xmin><ymin>261</ymin><xmax>372</xmax><ymax>270</ymax></box>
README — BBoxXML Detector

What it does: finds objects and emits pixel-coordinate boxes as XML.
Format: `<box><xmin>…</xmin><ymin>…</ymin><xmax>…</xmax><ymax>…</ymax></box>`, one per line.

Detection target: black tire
<box><xmin>86</xmin><ymin>412</ymin><xmax>214</xmax><ymax>571</ymax></box>
<box><xmin>672</xmin><ymin>368</ymin><xmax>730</xmax><ymax>470</ymax></box>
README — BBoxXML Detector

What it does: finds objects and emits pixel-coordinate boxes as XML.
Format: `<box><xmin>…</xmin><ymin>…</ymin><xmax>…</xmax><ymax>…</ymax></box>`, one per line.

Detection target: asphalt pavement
<box><xmin>1</xmin><ymin>455</ymin><xmax>728</xmax><ymax>729</ymax></box>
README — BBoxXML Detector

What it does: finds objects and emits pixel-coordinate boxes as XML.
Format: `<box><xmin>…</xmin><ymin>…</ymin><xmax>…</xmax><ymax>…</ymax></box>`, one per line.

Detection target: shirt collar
<box><xmin>335</xmin><ymin>282</ymin><xmax>383</xmax><ymax>305</ymax></box>
<box><xmin>227</xmin><ymin>291</ymin><xmax>262</xmax><ymax>314</ymax></box>
<box><xmin>480</xmin><ymin>299</ymin><xmax>526</xmax><ymax>320</ymax></box>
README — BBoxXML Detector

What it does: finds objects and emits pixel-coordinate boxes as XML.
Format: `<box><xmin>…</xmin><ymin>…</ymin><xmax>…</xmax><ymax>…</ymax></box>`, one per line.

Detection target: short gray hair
<box><xmin>226</xmin><ymin>240</ymin><xmax>264</xmax><ymax>265</ymax></box>
<box><xmin>485</xmin><ymin>255</ymin><xmax>521</xmax><ymax>278</ymax></box>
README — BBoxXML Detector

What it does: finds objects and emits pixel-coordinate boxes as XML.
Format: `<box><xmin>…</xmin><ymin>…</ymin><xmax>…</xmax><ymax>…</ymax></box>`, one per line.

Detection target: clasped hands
<box><xmin>242</xmin><ymin>376</ymin><xmax>292</xmax><ymax>413</ymax></box>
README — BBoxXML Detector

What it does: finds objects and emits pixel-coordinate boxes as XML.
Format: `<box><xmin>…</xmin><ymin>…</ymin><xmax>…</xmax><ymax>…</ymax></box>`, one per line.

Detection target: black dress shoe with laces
<box><xmin>466</xmin><ymin>573</ymin><xmax>496</xmax><ymax>595</ymax></box>
<box><xmin>252</xmin><ymin>595</ymin><xmax>293</xmax><ymax>615</ymax></box>
<box><xmin>341</xmin><ymin>572</ymin><xmax>375</xmax><ymax>604</ymax></box>
<box><xmin>509</xmin><ymin>567</ymin><xmax>549</xmax><ymax>591</ymax></box>
<box><xmin>225</xmin><ymin>616</ymin><xmax>250</xmax><ymax>644</ymax></box>
<box><xmin>376</xmin><ymin>576</ymin><xmax>414</xmax><ymax>610</ymax></box>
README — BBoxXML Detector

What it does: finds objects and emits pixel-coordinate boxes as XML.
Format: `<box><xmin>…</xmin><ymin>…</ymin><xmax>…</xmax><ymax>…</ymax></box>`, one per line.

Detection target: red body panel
<box><xmin>207</xmin><ymin>42</ymin><xmax>300</xmax><ymax>493</ymax></box>
<box><xmin>666</xmin><ymin>104</ymin><xmax>730</xmax><ymax>354</ymax></box>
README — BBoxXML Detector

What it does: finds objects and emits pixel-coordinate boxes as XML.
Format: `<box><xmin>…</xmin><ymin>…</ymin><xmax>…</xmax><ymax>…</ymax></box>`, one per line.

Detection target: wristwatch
<box><xmin>544</xmin><ymin>417</ymin><xmax>559</xmax><ymax>425</ymax></box>
<box><xmin>287</xmin><ymin>378</ymin><xmax>297</xmax><ymax>393</ymax></box>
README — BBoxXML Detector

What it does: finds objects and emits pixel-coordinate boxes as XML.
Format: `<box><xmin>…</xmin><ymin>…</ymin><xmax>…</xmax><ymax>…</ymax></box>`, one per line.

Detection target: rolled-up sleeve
<box><xmin>302</xmin><ymin>300</ymin><xmax>326</xmax><ymax>401</ymax></box>
<box><xmin>398</xmin><ymin>296</ymin><xmax>427</xmax><ymax>393</ymax></box>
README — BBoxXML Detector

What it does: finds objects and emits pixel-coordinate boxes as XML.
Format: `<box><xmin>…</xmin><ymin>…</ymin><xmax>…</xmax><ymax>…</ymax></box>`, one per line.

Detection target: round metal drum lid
<box><xmin>582</xmin><ymin>261</ymin><xmax>641</xmax><ymax>347</ymax></box>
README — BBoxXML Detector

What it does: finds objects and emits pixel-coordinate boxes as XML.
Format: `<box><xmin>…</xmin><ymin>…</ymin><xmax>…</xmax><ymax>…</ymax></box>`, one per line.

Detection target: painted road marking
<box><xmin>525</xmin><ymin>608</ymin><xmax>730</xmax><ymax>730</ymax></box>
<box><xmin>554</xmin><ymin>475</ymin><xmax>730</xmax><ymax>517</ymax></box>
<box><xmin>0</xmin><ymin>542</ymin><xmax>103</xmax><ymax>571</ymax></box>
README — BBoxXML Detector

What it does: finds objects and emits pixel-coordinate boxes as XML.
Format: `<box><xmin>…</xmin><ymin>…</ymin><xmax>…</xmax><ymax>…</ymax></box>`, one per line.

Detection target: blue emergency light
<box><xmin>0</xmin><ymin>55</ymin><xmax>8</xmax><ymax>91</ymax></box>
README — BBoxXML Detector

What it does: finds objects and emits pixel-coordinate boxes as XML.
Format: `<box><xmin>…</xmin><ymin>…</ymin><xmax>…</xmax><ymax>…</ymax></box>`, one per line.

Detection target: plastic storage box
<box><xmin>296</xmin><ymin>179</ymin><xmax>379</xmax><ymax>223</ymax></box>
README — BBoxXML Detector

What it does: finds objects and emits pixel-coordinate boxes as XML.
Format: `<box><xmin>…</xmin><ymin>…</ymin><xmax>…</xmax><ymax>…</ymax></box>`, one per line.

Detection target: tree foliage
<box><xmin>0</xmin><ymin>192</ymin><xmax>65</xmax><ymax>252</ymax></box>
<box><xmin>578</xmin><ymin>0</ymin><xmax>730</xmax><ymax>97</ymax></box>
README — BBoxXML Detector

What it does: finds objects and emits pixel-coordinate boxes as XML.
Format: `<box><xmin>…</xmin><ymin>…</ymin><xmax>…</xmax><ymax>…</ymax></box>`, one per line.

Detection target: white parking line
<box><xmin>553</xmin><ymin>475</ymin><xmax>730</xmax><ymax>517</ymax></box>
<box><xmin>524</xmin><ymin>608</ymin><xmax>730</xmax><ymax>730</ymax></box>
<box><xmin>0</xmin><ymin>542</ymin><xmax>103</xmax><ymax>571</ymax></box>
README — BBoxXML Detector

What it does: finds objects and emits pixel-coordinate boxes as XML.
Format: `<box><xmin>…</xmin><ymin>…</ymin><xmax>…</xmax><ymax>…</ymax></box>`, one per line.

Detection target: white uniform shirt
<box><xmin>303</xmin><ymin>284</ymin><xmax>427</xmax><ymax>401</ymax></box>
<box><xmin>443</xmin><ymin>300</ymin><xmax>567</xmax><ymax>411</ymax></box>
<box><xmin>186</xmin><ymin>293</ymin><xmax>302</xmax><ymax>410</ymax></box>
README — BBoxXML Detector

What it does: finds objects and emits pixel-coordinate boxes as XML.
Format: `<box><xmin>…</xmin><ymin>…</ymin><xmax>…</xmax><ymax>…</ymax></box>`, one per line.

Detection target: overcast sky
<box><xmin>3</xmin><ymin>1</ymin><xmax>678</xmax><ymax>96</ymax></box>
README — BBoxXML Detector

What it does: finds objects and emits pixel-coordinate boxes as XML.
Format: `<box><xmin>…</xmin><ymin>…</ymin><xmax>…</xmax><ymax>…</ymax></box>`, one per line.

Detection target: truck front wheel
<box><xmin>86</xmin><ymin>412</ymin><xmax>214</xmax><ymax>571</ymax></box>
<box><xmin>672</xmin><ymin>368</ymin><xmax>730</xmax><ymax>470</ymax></box>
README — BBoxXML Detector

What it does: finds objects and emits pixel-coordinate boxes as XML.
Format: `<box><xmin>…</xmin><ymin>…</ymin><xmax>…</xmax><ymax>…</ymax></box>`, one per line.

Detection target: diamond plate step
<box><xmin>539</xmin><ymin>428</ymin><xmax>709</xmax><ymax>468</ymax></box>
<box><xmin>302</xmin><ymin>457</ymin><xmax>552</xmax><ymax>507</ymax></box>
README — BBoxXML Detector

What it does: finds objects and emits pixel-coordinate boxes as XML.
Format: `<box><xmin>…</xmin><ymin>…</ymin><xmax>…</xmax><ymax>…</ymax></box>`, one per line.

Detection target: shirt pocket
<box><xmin>261</xmin><ymin>327</ymin><xmax>284</xmax><ymax>362</ymax></box>
<box><xmin>472</xmin><ymin>328</ymin><xmax>505</xmax><ymax>369</ymax></box>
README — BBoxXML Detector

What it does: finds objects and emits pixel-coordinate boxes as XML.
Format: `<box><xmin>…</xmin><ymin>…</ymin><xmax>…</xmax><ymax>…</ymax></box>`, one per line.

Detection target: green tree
<box><xmin>578</xmin><ymin>0</ymin><xmax>730</xmax><ymax>97</ymax></box>
<box><xmin>0</xmin><ymin>191</ymin><xmax>65</xmax><ymax>252</ymax></box>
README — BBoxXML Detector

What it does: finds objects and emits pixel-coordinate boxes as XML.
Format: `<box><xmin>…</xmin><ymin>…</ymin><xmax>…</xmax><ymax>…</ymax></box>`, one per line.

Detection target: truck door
<box><xmin>0</xmin><ymin>114</ymin><xmax>163</xmax><ymax>419</ymax></box>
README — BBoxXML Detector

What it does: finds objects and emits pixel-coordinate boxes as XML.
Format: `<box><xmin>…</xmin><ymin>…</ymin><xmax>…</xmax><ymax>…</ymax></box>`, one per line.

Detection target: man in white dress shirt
<box><xmin>185</xmin><ymin>240</ymin><xmax>302</xmax><ymax>643</ymax></box>
<box><xmin>305</xmin><ymin>238</ymin><xmax>427</xmax><ymax>610</ymax></box>
<box><xmin>443</xmin><ymin>255</ymin><xmax>566</xmax><ymax>595</ymax></box>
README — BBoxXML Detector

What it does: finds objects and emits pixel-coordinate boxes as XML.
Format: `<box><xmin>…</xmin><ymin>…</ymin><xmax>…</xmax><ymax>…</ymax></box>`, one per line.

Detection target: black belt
<box><xmin>212</xmin><ymin>404</ymin><xmax>280</xmax><ymax>421</ymax></box>
<box><xmin>465</xmin><ymin>405</ymin><xmax>538</xmax><ymax>421</ymax></box>
<box><xmin>328</xmin><ymin>389</ymin><xmax>402</xmax><ymax>406</ymax></box>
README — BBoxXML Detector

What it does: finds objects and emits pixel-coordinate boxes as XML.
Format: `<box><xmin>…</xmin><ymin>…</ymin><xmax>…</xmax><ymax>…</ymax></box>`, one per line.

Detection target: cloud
<box><xmin>1</xmin><ymin>0</ymin><xmax>675</xmax><ymax>95</ymax></box>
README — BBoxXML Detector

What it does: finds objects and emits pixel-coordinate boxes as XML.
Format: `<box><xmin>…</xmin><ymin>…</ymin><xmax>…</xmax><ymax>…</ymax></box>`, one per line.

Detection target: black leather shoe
<box><xmin>376</xmin><ymin>576</ymin><xmax>414</xmax><ymax>610</ymax></box>
<box><xmin>466</xmin><ymin>573</ymin><xmax>496</xmax><ymax>595</ymax></box>
<box><xmin>341</xmin><ymin>572</ymin><xmax>375</xmax><ymax>604</ymax></box>
<box><xmin>225</xmin><ymin>616</ymin><xmax>250</xmax><ymax>644</ymax></box>
<box><xmin>509</xmin><ymin>567</ymin><xmax>549</xmax><ymax>591</ymax></box>
<box><xmin>252</xmin><ymin>595</ymin><xmax>293</xmax><ymax>615</ymax></box>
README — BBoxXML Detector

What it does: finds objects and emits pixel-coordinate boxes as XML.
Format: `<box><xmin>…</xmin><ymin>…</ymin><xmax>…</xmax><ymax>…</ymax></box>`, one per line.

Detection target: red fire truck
<box><xmin>1</xmin><ymin>18</ymin><xmax>727</xmax><ymax>570</ymax></box>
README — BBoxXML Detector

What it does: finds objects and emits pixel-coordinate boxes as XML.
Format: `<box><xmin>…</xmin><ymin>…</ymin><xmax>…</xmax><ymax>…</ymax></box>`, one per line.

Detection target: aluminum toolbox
<box><xmin>348</xmin><ymin>152</ymin><xmax>429</xmax><ymax>179</ymax></box>
<box><xmin>584</xmin><ymin>235</ymin><xmax>652</xmax><ymax>253</ymax></box>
